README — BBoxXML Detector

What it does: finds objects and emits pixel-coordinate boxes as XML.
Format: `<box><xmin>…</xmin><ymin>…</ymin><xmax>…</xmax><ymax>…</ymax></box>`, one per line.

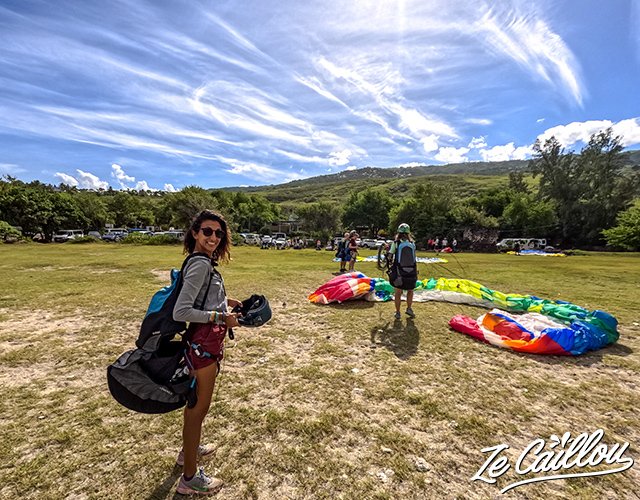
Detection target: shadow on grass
<box><xmin>524</xmin><ymin>341</ymin><xmax>634</xmax><ymax>367</ymax></box>
<box><xmin>370</xmin><ymin>317</ymin><xmax>420</xmax><ymax>360</ymax></box>
<box><xmin>145</xmin><ymin>464</ymin><xmax>181</xmax><ymax>500</ymax></box>
<box><xmin>323</xmin><ymin>301</ymin><xmax>375</xmax><ymax>310</ymax></box>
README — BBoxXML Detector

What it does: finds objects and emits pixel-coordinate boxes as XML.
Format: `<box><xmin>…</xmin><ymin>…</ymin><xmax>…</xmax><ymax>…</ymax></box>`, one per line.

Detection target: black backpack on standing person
<box><xmin>107</xmin><ymin>253</ymin><xmax>212</xmax><ymax>414</ymax></box>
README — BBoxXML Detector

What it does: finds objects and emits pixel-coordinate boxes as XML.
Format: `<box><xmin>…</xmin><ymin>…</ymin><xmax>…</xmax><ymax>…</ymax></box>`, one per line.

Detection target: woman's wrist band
<box><xmin>209</xmin><ymin>311</ymin><xmax>226</xmax><ymax>324</ymax></box>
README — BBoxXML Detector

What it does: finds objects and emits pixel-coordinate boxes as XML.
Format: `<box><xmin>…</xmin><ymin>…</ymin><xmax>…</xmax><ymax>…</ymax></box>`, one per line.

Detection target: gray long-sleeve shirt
<box><xmin>173</xmin><ymin>255</ymin><xmax>228</xmax><ymax>324</ymax></box>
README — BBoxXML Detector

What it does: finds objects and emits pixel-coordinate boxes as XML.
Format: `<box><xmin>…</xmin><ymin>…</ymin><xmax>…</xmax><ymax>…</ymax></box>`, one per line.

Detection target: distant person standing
<box><xmin>442</xmin><ymin>237</ymin><xmax>448</xmax><ymax>249</ymax></box>
<box><xmin>336</xmin><ymin>232</ymin><xmax>349</xmax><ymax>273</ymax></box>
<box><xmin>452</xmin><ymin>238</ymin><xmax>458</xmax><ymax>252</ymax></box>
<box><xmin>388</xmin><ymin>223</ymin><xmax>417</xmax><ymax>319</ymax></box>
<box><xmin>347</xmin><ymin>230</ymin><xmax>359</xmax><ymax>272</ymax></box>
<box><xmin>434</xmin><ymin>237</ymin><xmax>440</xmax><ymax>252</ymax></box>
<box><xmin>514</xmin><ymin>241</ymin><xmax>521</xmax><ymax>255</ymax></box>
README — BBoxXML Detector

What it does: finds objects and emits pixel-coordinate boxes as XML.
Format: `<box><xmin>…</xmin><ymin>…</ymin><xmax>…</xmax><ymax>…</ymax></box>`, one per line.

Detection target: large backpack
<box><xmin>107</xmin><ymin>253</ymin><xmax>212</xmax><ymax>414</ymax></box>
<box><xmin>388</xmin><ymin>240</ymin><xmax>418</xmax><ymax>289</ymax></box>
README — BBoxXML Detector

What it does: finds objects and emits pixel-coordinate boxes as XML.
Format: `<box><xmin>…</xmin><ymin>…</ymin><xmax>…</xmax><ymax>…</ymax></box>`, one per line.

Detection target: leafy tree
<box><xmin>342</xmin><ymin>187</ymin><xmax>392</xmax><ymax>235</ymax></box>
<box><xmin>450</xmin><ymin>203</ymin><xmax>499</xmax><ymax>230</ymax></box>
<box><xmin>105</xmin><ymin>191</ymin><xmax>152</xmax><ymax>228</ymax></box>
<box><xmin>296</xmin><ymin>201</ymin><xmax>342</xmax><ymax>239</ymax></box>
<box><xmin>576</xmin><ymin>129</ymin><xmax>638</xmax><ymax>242</ymax></box>
<box><xmin>508</xmin><ymin>171</ymin><xmax>529</xmax><ymax>193</ymax></box>
<box><xmin>602</xmin><ymin>200</ymin><xmax>640</xmax><ymax>250</ymax></box>
<box><xmin>468</xmin><ymin>187</ymin><xmax>514</xmax><ymax>219</ymax></box>
<box><xmin>0</xmin><ymin>178</ymin><xmax>85</xmax><ymax>240</ymax></box>
<box><xmin>230</xmin><ymin>192</ymin><xmax>279</xmax><ymax>233</ymax></box>
<box><xmin>72</xmin><ymin>192</ymin><xmax>109</xmax><ymax>230</ymax></box>
<box><xmin>163</xmin><ymin>186</ymin><xmax>219</xmax><ymax>229</ymax></box>
<box><xmin>531</xmin><ymin>129</ymin><xmax>638</xmax><ymax>246</ymax></box>
<box><xmin>388</xmin><ymin>182</ymin><xmax>456</xmax><ymax>240</ymax></box>
<box><xmin>501</xmin><ymin>193</ymin><xmax>557</xmax><ymax>237</ymax></box>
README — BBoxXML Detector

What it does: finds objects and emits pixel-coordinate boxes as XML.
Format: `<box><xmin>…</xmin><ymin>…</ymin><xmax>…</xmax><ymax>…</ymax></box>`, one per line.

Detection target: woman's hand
<box><xmin>224</xmin><ymin>312</ymin><xmax>240</xmax><ymax>328</ymax></box>
<box><xmin>227</xmin><ymin>298</ymin><xmax>242</xmax><ymax>309</ymax></box>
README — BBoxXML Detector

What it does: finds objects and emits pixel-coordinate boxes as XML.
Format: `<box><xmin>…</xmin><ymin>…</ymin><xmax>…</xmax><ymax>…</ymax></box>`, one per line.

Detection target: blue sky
<box><xmin>1</xmin><ymin>0</ymin><xmax>639</xmax><ymax>191</ymax></box>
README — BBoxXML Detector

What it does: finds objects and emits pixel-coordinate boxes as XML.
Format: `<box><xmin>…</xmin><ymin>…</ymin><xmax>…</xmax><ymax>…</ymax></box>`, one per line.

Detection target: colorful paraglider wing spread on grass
<box><xmin>308</xmin><ymin>273</ymin><xmax>618</xmax><ymax>356</ymax></box>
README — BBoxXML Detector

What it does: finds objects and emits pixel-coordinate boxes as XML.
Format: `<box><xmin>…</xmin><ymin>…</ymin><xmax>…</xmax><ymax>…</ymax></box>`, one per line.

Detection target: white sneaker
<box><xmin>176</xmin><ymin>467</ymin><xmax>223</xmax><ymax>495</ymax></box>
<box><xmin>176</xmin><ymin>444</ymin><xmax>215</xmax><ymax>467</ymax></box>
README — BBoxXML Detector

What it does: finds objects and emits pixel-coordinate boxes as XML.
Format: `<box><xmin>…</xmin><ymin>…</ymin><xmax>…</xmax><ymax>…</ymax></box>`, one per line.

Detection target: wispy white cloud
<box><xmin>476</xmin><ymin>4</ymin><xmax>584</xmax><ymax>106</ymax></box>
<box><xmin>0</xmin><ymin>163</ymin><xmax>26</xmax><ymax>175</ymax></box>
<box><xmin>295</xmin><ymin>75</ymin><xmax>350</xmax><ymax>109</ymax></box>
<box><xmin>217</xmin><ymin>156</ymin><xmax>303</xmax><ymax>183</ymax></box>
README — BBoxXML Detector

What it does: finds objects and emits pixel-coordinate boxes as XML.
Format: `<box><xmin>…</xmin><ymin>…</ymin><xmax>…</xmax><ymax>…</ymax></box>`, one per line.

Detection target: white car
<box><xmin>243</xmin><ymin>233</ymin><xmax>260</xmax><ymax>245</ymax></box>
<box><xmin>360</xmin><ymin>239</ymin><xmax>378</xmax><ymax>249</ymax></box>
<box><xmin>53</xmin><ymin>229</ymin><xmax>84</xmax><ymax>242</ymax></box>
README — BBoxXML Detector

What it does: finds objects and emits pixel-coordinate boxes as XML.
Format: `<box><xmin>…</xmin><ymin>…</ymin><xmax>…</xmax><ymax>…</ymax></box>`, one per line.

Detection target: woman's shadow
<box><xmin>370</xmin><ymin>317</ymin><xmax>420</xmax><ymax>360</ymax></box>
<box><xmin>145</xmin><ymin>465</ymin><xmax>182</xmax><ymax>499</ymax></box>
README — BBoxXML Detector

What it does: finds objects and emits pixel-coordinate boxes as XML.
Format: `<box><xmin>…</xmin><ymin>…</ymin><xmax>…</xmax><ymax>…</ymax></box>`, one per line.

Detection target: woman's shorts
<box><xmin>185</xmin><ymin>322</ymin><xmax>226</xmax><ymax>371</ymax></box>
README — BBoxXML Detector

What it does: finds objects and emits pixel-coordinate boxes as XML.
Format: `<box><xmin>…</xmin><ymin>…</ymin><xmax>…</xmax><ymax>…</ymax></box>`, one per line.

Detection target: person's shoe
<box><xmin>176</xmin><ymin>444</ymin><xmax>215</xmax><ymax>467</ymax></box>
<box><xmin>406</xmin><ymin>308</ymin><xmax>415</xmax><ymax>318</ymax></box>
<box><xmin>176</xmin><ymin>467</ymin><xmax>223</xmax><ymax>495</ymax></box>
<box><xmin>394</xmin><ymin>311</ymin><xmax>401</xmax><ymax>320</ymax></box>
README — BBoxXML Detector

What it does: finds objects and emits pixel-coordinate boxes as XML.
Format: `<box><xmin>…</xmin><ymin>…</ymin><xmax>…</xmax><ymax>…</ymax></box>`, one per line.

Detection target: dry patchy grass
<box><xmin>0</xmin><ymin>243</ymin><xmax>638</xmax><ymax>499</ymax></box>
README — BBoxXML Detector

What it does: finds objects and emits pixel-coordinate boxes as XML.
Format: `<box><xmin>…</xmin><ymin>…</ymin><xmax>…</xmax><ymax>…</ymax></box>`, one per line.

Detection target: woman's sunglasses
<box><xmin>200</xmin><ymin>227</ymin><xmax>224</xmax><ymax>238</ymax></box>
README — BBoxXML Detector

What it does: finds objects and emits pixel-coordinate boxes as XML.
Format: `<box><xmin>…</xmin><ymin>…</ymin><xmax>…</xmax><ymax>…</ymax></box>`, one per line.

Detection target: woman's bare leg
<box><xmin>182</xmin><ymin>362</ymin><xmax>218</xmax><ymax>477</ymax></box>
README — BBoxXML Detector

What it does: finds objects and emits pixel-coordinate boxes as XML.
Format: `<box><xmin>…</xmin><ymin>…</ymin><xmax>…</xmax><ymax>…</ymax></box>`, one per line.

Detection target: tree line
<box><xmin>1</xmin><ymin>129</ymin><xmax>639</xmax><ymax>250</ymax></box>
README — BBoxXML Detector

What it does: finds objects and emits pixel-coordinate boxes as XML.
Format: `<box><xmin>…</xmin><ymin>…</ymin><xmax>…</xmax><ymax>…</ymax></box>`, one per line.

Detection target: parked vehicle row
<box><xmin>52</xmin><ymin>228</ymin><xmax>185</xmax><ymax>242</ymax></box>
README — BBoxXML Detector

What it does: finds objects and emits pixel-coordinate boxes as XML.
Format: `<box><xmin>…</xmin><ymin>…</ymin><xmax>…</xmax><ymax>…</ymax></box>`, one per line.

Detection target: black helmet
<box><xmin>232</xmin><ymin>294</ymin><xmax>272</xmax><ymax>327</ymax></box>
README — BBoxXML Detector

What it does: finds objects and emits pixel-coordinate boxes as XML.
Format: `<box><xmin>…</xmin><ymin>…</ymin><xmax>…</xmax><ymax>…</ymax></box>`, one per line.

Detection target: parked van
<box><xmin>53</xmin><ymin>229</ymin><xmax>84</xmax><ymax>242</ymax></box>
<box><xmin>496</xmin><ymin>238</ymin><xmax>547</xmax><ymax>252</ymax></box>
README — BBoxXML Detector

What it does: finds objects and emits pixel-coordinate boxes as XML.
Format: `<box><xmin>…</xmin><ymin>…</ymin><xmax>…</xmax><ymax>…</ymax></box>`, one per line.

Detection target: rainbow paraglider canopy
<box><xmin>308</xmin><ymin>272</ymin><xmax>619</xmax><ymax>356</ymax></box>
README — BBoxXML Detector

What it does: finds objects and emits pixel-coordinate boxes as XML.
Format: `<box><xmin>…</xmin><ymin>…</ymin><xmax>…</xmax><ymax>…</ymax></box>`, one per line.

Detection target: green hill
<box><xmin>231</xmin><ymin>150</ymin><xmax>640</xmax><ymax>204</ymax></box>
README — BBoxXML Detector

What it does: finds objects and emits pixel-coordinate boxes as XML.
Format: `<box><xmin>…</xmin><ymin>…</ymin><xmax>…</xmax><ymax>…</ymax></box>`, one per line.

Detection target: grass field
<box><xmin>0</xmin><ymin>243</ymin><xmax>638</xmax><ymax>499</ymax></box>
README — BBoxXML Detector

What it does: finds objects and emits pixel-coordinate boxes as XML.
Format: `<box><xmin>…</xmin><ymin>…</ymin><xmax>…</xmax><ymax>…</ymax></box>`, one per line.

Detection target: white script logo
<box><xmin>471</xmin><ymin>429</ymin><xmax>634</xmax><ymax>494</ymax></box>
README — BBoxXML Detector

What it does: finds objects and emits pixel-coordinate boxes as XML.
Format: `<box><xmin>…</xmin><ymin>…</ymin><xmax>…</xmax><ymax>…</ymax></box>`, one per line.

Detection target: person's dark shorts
<box><xmin>389</xmin><ymin>269</ymin><xmax>417</xmax><ymax>290</ymax></box>
<box><xmin>185</xmin><ymin>322</ymin><xmax>226</xmax><ymax>370</ymax></box>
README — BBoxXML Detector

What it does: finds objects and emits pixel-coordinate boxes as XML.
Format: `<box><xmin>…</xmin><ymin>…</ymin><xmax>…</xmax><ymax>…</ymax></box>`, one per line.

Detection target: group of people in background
<box><xmin>427</xmin><ymin>236</ymin><xmax>457</xmax><ymax>253</ymax></box>
<box><xmin>336</xmin><ymin>230</ymin><xmax>359</xmax><ymax>273</ymax></box>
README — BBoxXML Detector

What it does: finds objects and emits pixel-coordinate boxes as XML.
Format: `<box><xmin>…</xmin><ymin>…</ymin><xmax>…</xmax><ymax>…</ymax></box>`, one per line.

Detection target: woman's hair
<box><xmin>395</xmin><ymin>232</ymin><xmax>413</xmax><ymax>242</ymax></box>
<box><xmin>183</xmin><ymin>210</ymin><xmax>231</xmax><ymax>262</ymax></box>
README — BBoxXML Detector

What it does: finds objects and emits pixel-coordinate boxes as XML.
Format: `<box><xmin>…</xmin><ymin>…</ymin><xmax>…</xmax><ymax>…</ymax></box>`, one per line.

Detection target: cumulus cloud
<box><xmin>111</xmin><ymin>163</ymin><xmax>135</xmax><ymax>188</ymax></box>
<box><xmin>164</xmin><ymin>183</ymin><xmax>177</xmax><ymax>192</ymax></box>
<box><xmin>55</xmin><ymin>172</ymin><xmax>79</xmax><ymax>186</ymax></box>
<box><xmin>420</xmin><ymin>135</ymin><xmax>439</xmax><ymax>153</ymax></box>
<box><xmin>109</xmin><ymin>163</ymin><xmax>158</xmax><ymax>190</ymax></box>
<box><xmin>55</xmin><ymin>169</ymin><xmax>109</xmax><ymax>189</ymax></box>
<box><xmin>328</xmin><ymin>149</ymin><xmax>352</xmax><ymax>167</ymax></box>
<box><xmin>478</xmin><ymin>142</ymin><xmax>532</xmax><ymax>161</ymax></box>
<box><xmin>435</xmin><ymin>146</ymin><xmax>470</xmax><ymax>163</ymax></box>
<box><xmin>537</xmin><ymin>118</ymin><xmax>640</xmax><ymax>148</ymax></box>
<box><xmin>468</xmin><ymin>136</ymin><xmax>488</xmax><ymax>149</ymax></box>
